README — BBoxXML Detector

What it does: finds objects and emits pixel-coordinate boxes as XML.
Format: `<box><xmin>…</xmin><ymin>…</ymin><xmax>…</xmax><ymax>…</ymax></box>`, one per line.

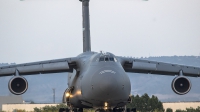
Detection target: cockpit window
<box><xmin>99</xmin><ymin>57</ymin><xmax>104</xmax><ymax>61</ymax></box>
<box><xmin>105</xmin><ymin>57</ymin><xmax>109</xmax><ymax>61</ymax></box>
<box><xmin>99</xmin><ymin>56</ymin><xmax>117</xmax><ymax>62</ymax></box>
<box><xmin>109</xmin><ymin>57</ymin><xmax>114</xmax><ymax>61</ymax></box>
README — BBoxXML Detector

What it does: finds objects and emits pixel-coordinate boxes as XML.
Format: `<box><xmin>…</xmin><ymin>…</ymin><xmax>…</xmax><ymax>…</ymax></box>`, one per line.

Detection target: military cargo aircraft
<box><xmin>0</xmin><ymin>0</ymin><xmax>200</xmax><ymax>112</ymax></box>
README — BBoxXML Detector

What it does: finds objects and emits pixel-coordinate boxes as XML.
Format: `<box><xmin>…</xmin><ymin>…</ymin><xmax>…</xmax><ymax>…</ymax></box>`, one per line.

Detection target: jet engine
<box><xmin>8</xmin><ymin>76</ymin><xmax>28</xmax><ymax>95</ymax></box>
<box><xmin>171</xmin><ymin>76</ymin><xmax>191</xmax><ymax>95</ymax></box>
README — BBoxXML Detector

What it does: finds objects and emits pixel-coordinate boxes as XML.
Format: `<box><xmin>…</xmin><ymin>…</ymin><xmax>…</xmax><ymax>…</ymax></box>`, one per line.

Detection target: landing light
<box><xmin>66</xmin><ymin>92</ymin><xmax>70</xmax><ymax>97</ymax></box>
<box><xmin>104</xmin><ymin>102</ymin><xmax>108</xmax><ymax>110</ymax></box>
<box><xmin>77</xmin><ymin>90</ymin><xmax>81</xmax><ymax>95</ymax></box>
<box><xmin>105</xmin><ymin>102</ymin><xmax>108</xmax><ymax>107</ymax></box>
<box><xmin>104</xmin><ymin>107</ymin><xmax>107</xmax><ymax>110</ymax></box>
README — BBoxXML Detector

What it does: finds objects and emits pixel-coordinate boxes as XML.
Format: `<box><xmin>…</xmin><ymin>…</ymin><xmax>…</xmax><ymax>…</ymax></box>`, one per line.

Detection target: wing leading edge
<box><xmin>119</xmin><ymin>57</ymin><xmax>200</xmax><ymax>77</ymax></box>
<box><xmin>0</xmin><ymin>57</ymin><xmax>77</xmax><ymax>77</ymax></box>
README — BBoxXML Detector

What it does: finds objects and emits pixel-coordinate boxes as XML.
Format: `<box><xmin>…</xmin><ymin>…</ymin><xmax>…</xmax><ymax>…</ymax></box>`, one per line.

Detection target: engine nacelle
<box><xmin>8</xmin><ymin>76</ymin><xmax>28</xmax><ymax>95</ymax></box>
<box><xmin>171</xmin><ymin>76</ymin><xmax>191</xmax><ymax>95</ymax></box>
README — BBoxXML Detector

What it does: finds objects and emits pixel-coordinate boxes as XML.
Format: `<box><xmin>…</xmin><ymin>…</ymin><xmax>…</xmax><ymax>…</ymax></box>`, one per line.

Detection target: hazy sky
<box><xmin>0</xmin><ymin>0</ymin><xmax>200</xmax><ymax>63</ymax></box>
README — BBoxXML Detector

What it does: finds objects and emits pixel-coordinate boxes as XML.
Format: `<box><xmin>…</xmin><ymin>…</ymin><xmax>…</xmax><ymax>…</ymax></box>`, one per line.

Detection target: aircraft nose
<box><xmin>90</xmin><ymin>67</ymin><xmax>130</xmax><ymax>100</ymax></box>
<box><xmin>81</xmin><ymin>65</ymin><xmax>131</xmax><ymax>107</ymax></box>
<box><xmin>99</xmin><ymin>72</ymin><xmax>118</xmax><ymax>93</ymax></box>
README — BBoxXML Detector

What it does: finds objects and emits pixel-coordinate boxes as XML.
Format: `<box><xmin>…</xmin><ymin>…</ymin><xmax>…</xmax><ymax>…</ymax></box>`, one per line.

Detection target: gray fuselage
<box><xmin>68</xmin><ymin>52</ymin><xmax>131</xmax><ymax>108</ymax></box>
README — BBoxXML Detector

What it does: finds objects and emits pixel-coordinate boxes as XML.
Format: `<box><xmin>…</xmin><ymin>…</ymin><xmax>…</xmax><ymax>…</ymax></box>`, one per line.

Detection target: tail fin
<box><xmin>81</xmin><ymin>0</ymin><xmax>91</xmax><ymax>52</ymax></box>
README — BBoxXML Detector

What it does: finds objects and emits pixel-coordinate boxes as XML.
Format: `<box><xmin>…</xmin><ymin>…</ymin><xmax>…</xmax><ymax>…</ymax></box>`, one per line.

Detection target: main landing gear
<box><xmin>126</xmin><ymin>108</ymin><xmax>136</xmax><ymax>112</ymax></box>
<box><xmin>95</xmin><ymin>108</ymin><xmax>136</xmax><ymax>112</ymax></box>
<box><xmin>59</xmin><ymin>108</ymin><xmax>83</xmax><ymax>112</ymax></box>
<box><xmin>59</xmin><ymin>108</ymin><xmax>136</xmax><ymax>112</ymax></box>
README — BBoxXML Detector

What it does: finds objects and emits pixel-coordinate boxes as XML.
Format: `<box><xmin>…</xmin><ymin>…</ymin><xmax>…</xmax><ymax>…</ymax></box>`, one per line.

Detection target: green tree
<box><xmin>140</xmin><ymin>93</ymin><xmax>151</xmax><ymax>112</ymax></box>
<box><xmin>33</xmin><ymin>103</ymin><xmax>68</xmax><ymax>112</ymax></box>
<box><xmin>134</xmin><ymin>94</ymin><xmax>142</xmax><ymax>110</ymax></box>
<box><xmin>195</xmin><ymin>106</ymin><xmax>200</xmax><ymax>111</ymax></box>
<box><xmin>175</xmin><ymin>109</ymin><xmax>186</xmax><ymax>112</ymax></box>
<box><xmin>51</xmin><ymin>106</ymin><xmax>57</xmax><ymax>112</ymax></box>
<box><xmin>154</xmin><ymin>108</ymin><xmax>164</xmax><ymax>112</ymax></box>
<box><xmin>34</xmin><ymin>107</ymin><xmax>42</xmax><ymax>112</ymax></box>
<box><xmin>126</xmin><ymin>93</ymin><xmax>164</xmax><ymax>112</ymax></box>
<box><xmin>15</xmin><ymin>109</ymin><xmax>26</xmax><ymax>112</ymax></box>
<box><xmin>186</xmin><ymin>107</ymin><xmax>196</xmax><ymax>112</ymax></box>
<box><xmin>42</xmin><ymin>105</ymin><xmax>50</xmax><ymax>112</ymax></box>
<box><xmin>166</xmin><ymin>108</ymin><xmax>173</xmax><ymax>112</ymax></box>
<box><xmin>56</xmin><ymin>103</ymin><xmax>68</xmax><ymax>109</ymax></box>
<box><xmin>175</xmin><ymin>106</ymin><xmax>200</xmax><ymax>112</ymax></box>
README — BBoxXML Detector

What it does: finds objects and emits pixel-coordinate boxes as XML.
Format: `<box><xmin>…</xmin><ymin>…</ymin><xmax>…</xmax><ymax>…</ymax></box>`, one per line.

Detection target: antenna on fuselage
<box><xmin>80</xmin><ymin>0</ymin><xmax>91</xmax><ymax>52</ymax></box>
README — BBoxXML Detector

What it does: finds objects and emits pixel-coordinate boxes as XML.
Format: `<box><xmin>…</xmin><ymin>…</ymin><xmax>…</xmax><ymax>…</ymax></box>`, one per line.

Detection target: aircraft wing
<box><xmin>0</xmin><ymin>57</ymin><xmax>77</xmax><ymax>77</ymax></box>
<box><xmin>118</xmin><ymin>57</ymin><xmax>200</xmax><ymax>77</ymax></box>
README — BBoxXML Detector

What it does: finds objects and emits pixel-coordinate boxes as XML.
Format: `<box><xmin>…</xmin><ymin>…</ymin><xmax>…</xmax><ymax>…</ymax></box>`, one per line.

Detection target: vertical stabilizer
<box><xmin>81</xmin><ymin>0</ymin><xmax>91</xmax><ymax>52</ymax></box>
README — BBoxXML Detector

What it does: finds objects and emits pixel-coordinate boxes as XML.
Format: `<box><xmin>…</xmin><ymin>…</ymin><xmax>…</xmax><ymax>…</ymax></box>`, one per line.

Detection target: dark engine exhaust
<box><xmin>8</xmin><ymin>76</ymin><xmax>28</xmax><ymax>95</ymax></box>
<box><xmin>171</xmin><ymin>76</ymin><xmax>191</xmax><ymax>95</ymax></box>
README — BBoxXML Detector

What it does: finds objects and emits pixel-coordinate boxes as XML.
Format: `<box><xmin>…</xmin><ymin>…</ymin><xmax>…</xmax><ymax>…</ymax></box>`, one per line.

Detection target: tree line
<box><xmin>126</xmin><ymin>93</ymin><xmax>164</xmax><ymax>112</ymax></box>
<box><xmin>169</xmin><ymin>106</ymin><xmax>200</xmax><ymax>112</ymax></box>
<box><xmin>127</xmin><ymin>93</ymin><xmax>200</xmax><ymax>112</ymax></box>
<box><xmin>1</xmin><ymin>93</ymin><xmax>199</xmax><ymax>112</ymax></box>
<box><xmin>33</xmin><ymin>104</ymin><xmax>68</xmax><ymax>112</ymax></box>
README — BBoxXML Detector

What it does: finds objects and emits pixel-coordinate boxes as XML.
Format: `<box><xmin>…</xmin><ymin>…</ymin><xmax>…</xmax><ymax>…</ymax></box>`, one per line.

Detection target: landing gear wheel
<box><xmin>59</xmin><ymin>108</ymin><xmax>65</xmax><ymax>112</ymax></box>
<box><xmin>106</xmin><ymin>109</ymin><xmax>112</xmax><ymax>112</ymax></box>
<box><xmin>113</xmin><ymin>108</ymin><xmax>116</xmax><ymax>112</ymax></box>
<box><xmin>96</xmin><ymin>109</ymin><xmax>106</xmax><ymax>112</ymax></box>
<box><xmin>100</xmin><ymin>109</ymin><xmax>106</xmax><ymax>112</ymax></box>
<box><xmin>65</xmin><ymin>108</ymin><xmax>69</xmax><ymax>112</ymax></box>
<box><xmin>119</xmin><ymin>108</ymin><xmax>124</xmax><ymax>112</ymax></box>
<box><xmin>78</xmin><ymin>108</ymin><xmax>83</xmax><ymax>112</ymax></box>
<box><xmin>73</xmin><ymin>108</ymin><xmax>77</xmax><ymax>112</ymax></box>
<box><xmin>131</xmin><ymin>108</ymin><xmax>136</xmax><ymax>112</ymax></box>
<box><xmin>113</xmin><ymin>108</ymin><xmax>124</xmax><ymax>112</ymax></box>
<box><xmin>126</xmin><ymin>108</ymin><xmax>130</xmax><ymax>112</ymax></box>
